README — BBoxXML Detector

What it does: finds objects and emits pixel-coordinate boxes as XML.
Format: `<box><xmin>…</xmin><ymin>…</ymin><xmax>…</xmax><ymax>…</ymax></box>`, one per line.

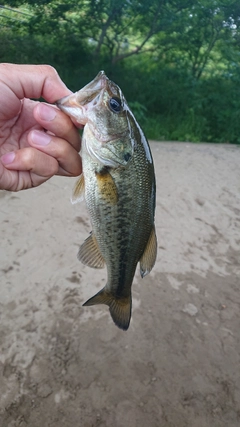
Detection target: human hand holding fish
<box><xmin>0</xmin><ymin>63</ymin><xmax>157</xmax><ymax>330</ymax></box>
<box><xmin>0</xmin><ymin>63</ymin><xmax>82</xmax><ymax>191</ymax></box>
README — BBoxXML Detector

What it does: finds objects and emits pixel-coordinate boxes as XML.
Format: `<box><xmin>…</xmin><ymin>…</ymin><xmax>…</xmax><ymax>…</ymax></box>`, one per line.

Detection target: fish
<box><xmin>56</xmin><ymin>71</ymin><xmax>157</xmax><ymax>331</ymax></box>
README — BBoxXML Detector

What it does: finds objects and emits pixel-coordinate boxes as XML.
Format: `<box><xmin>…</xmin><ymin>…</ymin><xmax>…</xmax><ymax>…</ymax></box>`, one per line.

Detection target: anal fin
<box><xmin>78</xmin><ymin>233</ymin><xmax>105</xmax><ymax>268</ymax></box>
<box><xmin>140</xmin><ymin>225</ymin><xmax>157</xmax><ymax>278</ymax></box>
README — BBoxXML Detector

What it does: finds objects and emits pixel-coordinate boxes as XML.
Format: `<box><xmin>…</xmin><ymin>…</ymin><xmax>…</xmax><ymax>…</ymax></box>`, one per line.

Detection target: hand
<box><xmin>0</xmin><ymin>63</ymin><xmax>82</xmax><ymax>191</ymax></box>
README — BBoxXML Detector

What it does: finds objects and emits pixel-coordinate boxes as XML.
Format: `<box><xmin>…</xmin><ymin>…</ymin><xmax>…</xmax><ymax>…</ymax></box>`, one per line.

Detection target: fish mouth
<box><xmin>56</xmin><ymin>71</ymin><xmax>108</xmax><ymax>125</ymax></box>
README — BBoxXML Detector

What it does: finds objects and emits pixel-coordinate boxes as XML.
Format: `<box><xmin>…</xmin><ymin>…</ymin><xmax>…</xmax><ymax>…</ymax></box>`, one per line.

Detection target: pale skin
<box><xmin>0</xmin><ymin>63</ymin><xmax>82</xmax><ymax>191</ymax></box>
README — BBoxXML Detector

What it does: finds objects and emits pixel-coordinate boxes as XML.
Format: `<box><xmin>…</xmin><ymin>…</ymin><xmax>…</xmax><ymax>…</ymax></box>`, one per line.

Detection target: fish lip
<box><xmin>56</xmin><ymin>96</ymin><xmax>78</xmax><ymax>109</ymax></box>
<box><xmin>56</xmin><ymin>69</ymin><xmax>115</xmax><ymax>109</ymax></box>
<box><xmin>56</xmin><ymin>74</ymin><xmax>107</xmax><ymax>125</ymax></box>
<box><xmin>57</xmin><ymin>70</ymin><xmax>108</xmax><ymax>108</ymax></box>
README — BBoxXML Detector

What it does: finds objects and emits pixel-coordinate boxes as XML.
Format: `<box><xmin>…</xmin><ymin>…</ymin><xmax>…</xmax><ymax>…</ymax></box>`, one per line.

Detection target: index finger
<box><xmin>0</xmin><ymin>63</ymin><xmax>71</xmax><ymax>103</ymax></box>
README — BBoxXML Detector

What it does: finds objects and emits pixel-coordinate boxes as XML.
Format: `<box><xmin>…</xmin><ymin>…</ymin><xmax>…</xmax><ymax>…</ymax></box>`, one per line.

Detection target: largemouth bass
<box><xmin>57</xmin><ymin>71</ymin><xmax>157</xmax><ymax>330</ymax></box>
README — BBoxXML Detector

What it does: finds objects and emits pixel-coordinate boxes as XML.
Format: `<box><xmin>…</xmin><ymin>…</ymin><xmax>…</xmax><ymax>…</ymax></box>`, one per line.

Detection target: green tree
<box><xmin>1</xmin><ymin>0</ymin><xmax>240</xmax><ymax>142</ymax></box>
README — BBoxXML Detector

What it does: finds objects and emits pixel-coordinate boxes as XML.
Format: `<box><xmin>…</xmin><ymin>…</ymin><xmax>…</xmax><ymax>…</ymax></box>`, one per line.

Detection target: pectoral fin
<box><xmin>83</xmin><ymin>287</ymin><xmax>132</xmax><ymax>331</ymax></box>
<box><xmin>71</xmin><ymin>174</ymin><xmax>85</xmax><ymax>204</ymax></box>
<box><xmin>95</xmin><ymin>169</ymin><xmax>118</xmax><ymax>205</ymax></box>
<box><xmin>78</xmin><ymin>233</ymin><xmax>105</xmax><ymax>268</ymax></box>
<box><xmin>140</xmin><ymin>225</ymin><xmax>157</xmax><ymax>278</ymax></box>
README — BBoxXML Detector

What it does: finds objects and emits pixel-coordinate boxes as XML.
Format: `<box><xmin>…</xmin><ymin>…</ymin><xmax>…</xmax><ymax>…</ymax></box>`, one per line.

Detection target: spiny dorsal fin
<box><xmin>71</xmin><ymin>174</ymin><xmax>85</xmax><ymax>204</ymax></box>
<box><xmin>140</xmin><ymin>225</ymin><xmax>157</xmax><ymax>278</ymax></box>
<box><xmin>95</xmin><ymin>169</ymin><xmax>118</xmax><ymax>205</ymax></box>
<box><xmin>83</xmin><ymin>287</ymin><xmax>132</xmax><ymax>331</ymax></box>
<box><xmin>78</xmin><ymin>233</ymin><xmax>105</xmax><ymax>268</ymax></box>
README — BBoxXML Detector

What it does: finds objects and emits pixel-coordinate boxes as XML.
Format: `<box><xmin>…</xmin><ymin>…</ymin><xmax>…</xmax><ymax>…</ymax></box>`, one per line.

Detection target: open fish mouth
<box><xmin>76</xmin><ymin>71</ymin><xmax>108</xmax><ymax>105</ymax></box>
<box><xmin>56</xmin><ymin>71</ymin><xmax>109</xmax><ymax>124</ymax></box>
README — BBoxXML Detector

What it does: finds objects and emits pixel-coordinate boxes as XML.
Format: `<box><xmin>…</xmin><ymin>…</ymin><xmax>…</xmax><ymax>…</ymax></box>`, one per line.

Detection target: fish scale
<box><xmin>57</xmin><ymin>71</ymin><xmax>157</xmax><ymax>330</ymax></box>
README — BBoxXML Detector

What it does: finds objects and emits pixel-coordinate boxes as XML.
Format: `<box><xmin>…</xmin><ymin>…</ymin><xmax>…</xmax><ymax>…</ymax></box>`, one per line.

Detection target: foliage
<box><xmin>1</xmin><ymin>0</ymin><xmax>240</xmax><ymax>142</ymax></box>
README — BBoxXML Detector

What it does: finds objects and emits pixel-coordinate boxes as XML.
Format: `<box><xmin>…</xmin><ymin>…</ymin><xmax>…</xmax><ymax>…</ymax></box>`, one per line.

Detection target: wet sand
<box><xmin>0</xmin><ymin>142</ymin><xmax>240</xmax><ymax>427</ymax></box>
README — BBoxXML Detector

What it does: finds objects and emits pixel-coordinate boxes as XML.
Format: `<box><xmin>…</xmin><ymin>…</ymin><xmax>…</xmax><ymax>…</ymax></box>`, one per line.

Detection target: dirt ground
<box><xmin>0</xmin><ymin>142</ymin><xmax>240</xmax><ymax>427</ymax></box>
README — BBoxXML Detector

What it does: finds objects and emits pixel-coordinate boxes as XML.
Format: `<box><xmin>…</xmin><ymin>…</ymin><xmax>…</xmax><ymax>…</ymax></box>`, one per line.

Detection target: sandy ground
<box><xmin>0</xmin><ymin>141</ymin><xmax>240</xmax><ymax>427</ymax></box>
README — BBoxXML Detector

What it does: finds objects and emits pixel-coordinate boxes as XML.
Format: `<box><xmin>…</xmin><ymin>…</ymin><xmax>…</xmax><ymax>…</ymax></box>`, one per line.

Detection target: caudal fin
<box><xmin>83</xmin><ymin>287</ymin><xmax>132</xmax><ymax>331</ymax></box>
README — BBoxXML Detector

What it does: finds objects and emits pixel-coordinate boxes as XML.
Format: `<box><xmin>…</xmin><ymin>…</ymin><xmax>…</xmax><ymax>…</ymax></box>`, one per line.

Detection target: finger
<box><xmin>0</xmin><ymin>63</ymin><xmax>71</xmax><ymax>103</ymax></box>
<box><xmin>1</xmin><ymin>148</ymin><xmax>59</xmax><ymax>178</ymax></box>
<box><xmin>33</xmin><ymin>103</ymin><xmax>81</xmax><ymax>151</ymax></box>
<box><xmin>28</xmin><ymin>130</ymin><xmax>82</xmax><ymax>176</ymax></box>
<box><xmin>0</xmin><ymin>166</ymin><xmax>51</xmax><ymax>191</ymax></box>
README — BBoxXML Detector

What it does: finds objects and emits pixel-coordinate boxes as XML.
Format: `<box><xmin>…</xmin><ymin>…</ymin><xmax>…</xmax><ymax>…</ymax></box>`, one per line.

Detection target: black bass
<box><xmin>57</xmin><ymin>71</ymin><xmax>157</xmax><ymax>330</ymax></box>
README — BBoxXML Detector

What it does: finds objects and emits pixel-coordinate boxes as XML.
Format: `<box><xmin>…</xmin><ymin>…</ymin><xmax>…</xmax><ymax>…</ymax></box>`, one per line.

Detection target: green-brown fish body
<box><xmin>57</xmin><ymin>71</ymin><xmax>157</xmax><ymax>330</ymax></box>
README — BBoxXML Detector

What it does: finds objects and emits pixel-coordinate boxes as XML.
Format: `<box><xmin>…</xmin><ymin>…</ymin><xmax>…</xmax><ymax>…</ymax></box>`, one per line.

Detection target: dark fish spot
<box><xmin>97</xmin><ymin>166</ymin><xmax>110</xmax><ymax>175</ymax></box>
<box><xmin>124</xmin><ymin>153</ymin><xmax>131</xmax><ymax>162</ymax></box>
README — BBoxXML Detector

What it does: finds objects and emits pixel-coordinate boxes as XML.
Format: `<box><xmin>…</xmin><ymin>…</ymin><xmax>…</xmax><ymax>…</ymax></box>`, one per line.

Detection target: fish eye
<box><xmin>109</xmin><ymin>97</ymin><xmax>122</xmax><ymax>113</ymax></box>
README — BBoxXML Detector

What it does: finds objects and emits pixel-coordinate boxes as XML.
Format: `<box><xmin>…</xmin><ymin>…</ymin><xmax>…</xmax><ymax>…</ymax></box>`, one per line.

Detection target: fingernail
<box><xmin>31</xmin><ymin>130</ymin><xmax>51</xmax><ymax>146</ymax></box>
<box><xmin>1</xmin><ymin>152</ymin><xmax>15</xmax><ymax>165</ymax></box>
<box><xmin>37</xmin><ymin>104</ymin><xmax>57</xmax><ymax>121</ymax></box>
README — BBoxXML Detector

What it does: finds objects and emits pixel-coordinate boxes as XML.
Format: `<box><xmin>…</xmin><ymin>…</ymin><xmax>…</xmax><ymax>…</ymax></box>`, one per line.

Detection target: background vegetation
<box><xmin>1</xmin><ymin>0</ymin><xmax>240</xmax><ymax>143</ymax></box>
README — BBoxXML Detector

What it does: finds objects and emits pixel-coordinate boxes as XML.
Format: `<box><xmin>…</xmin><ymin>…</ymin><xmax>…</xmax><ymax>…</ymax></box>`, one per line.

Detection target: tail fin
<box><xmin>83</xmin><ymin>287</ymin><xmax>132</xmax><ymax>331</ymax></box>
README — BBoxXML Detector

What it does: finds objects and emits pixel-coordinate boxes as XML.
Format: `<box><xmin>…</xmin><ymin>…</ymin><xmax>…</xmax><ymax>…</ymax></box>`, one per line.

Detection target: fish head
<box><xmin>56</xmin><ymin>71</ymin><xmax>134</xmax><ymax>167</ymax></box>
